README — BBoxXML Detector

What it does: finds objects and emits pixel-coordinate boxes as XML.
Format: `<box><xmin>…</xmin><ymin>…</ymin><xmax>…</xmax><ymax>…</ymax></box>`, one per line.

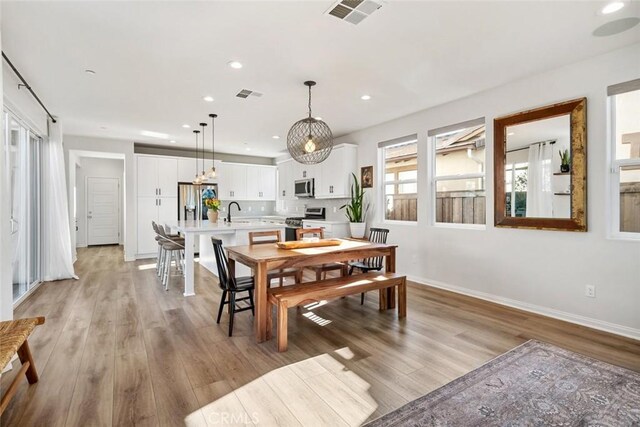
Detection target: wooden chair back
<box><xmin>296</xmin><ymin>227</ymin><xmax>324</xmax><ymax>240</ymax></box>
<box><xmin>210</xmin><ymin>237</ymin><xmax>239</xmax><ymax>291</ymax></box>
<box><xmin>248</xmin><ymin>230</ymin><xmax>281</xmax><ymax>245</ymax></box>
<box><xmin>363</xmin><ymin>228</ymin><xmax>390</xmax><ymax>269</ymax></box>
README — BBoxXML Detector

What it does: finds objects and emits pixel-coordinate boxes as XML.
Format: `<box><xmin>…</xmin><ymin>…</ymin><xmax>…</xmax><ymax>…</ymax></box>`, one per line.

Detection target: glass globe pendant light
<box><xmin>192</xmin><ymin>129</ymin><xmax>202</xmax><ymax>185</ymax></box>
<box><xmin>287</xmin><ymin>81</ymin><xmax>333</xmax><ymax>164</ymax></box>
<box><xmin>206</xmin><ymin>114</ymin><xmax>217</xmax><ymax>179</ymax></box>
<box><xmin>199</xmin><ymin>122</ymin><xmax>207</xmax><ymax>181</ymax></box>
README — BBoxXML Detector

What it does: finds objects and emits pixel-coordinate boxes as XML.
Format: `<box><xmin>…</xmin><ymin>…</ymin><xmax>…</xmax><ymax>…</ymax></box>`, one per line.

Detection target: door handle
<box><xmin>87</xmin><ymin>216</ymin><xmax>92</xmax><ymax>219</ymax></box>
<box><xmin>159</xmin><ymin>199</ymin><xmax>162</xmax><ymax>206</ymax></box>
<box><xmin>159</xmin><ymin>188</ymin><xmax>162</xmax><ymax>196</ymax></box>
<box><xmin>155</xmin><ymin>188</ymin><xmax>158</xmax><ymax>196</ymax></box>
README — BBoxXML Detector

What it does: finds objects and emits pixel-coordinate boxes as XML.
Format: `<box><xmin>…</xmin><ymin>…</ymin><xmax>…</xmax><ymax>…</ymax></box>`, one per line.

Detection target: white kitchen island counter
<box><xmin>167</xmin><ymin>220</ymin><xmax>285</xmax><ymax>296</ymax></box>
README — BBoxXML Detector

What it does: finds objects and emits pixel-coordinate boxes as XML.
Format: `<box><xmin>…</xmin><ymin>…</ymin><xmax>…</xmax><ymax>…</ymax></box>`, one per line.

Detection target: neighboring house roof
<box><xmin>436</xmin><ymin>125</ymin><xmax>486</xmax><ymax>154</ymax></box>
<box><xmin>385</xmin><ymin>142</ymin><xmax>417</xmax><ymax>163</ymax></box>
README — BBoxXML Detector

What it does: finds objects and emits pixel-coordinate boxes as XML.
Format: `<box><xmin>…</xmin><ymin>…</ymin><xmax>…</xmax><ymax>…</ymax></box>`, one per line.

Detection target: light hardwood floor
<box><xmin>1</xmin><ymin>246</ymin><xmax>639</xmax><ymax>426</ymax></box>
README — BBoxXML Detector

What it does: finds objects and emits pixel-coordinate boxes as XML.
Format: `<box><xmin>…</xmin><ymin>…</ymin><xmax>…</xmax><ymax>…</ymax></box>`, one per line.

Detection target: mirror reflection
<box><xmin>504</xmin><ymin>115</ymin><xmax>571</xmax><ymax>219</ymax></box>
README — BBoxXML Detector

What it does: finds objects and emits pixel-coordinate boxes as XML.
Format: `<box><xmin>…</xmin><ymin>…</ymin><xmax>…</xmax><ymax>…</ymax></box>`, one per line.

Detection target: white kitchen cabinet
<box><xmin>315</xmin><ymin>144</ymin><xmax>357</xmax><ymax>199</ymax></box>
<box><xmin>277</xmin><ymin>159</ymin><xmax>293</xmax><ymax>200</ymax></box>
<box><xmin>219</xmin><ymin>163</ymin><xmax>247</xmax><ymax>200</ymax></box>
<box><xmin>136</xmin><ymin>195</ymin><xmax>178</xmax><ymax>255</ymax></box>
<box><xmin>137</xmin><ymin>155</ymin><xmax>178</xmax><ymax>197</ymax></box>
<box><xmin>258</xmin><ymin>167</ymin><xmax>276</xmax><ymax>200</ymax></box>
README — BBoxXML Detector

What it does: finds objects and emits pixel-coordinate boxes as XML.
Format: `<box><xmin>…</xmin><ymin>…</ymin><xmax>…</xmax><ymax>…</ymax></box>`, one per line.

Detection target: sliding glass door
<box><xmin>4</xmin><ymin>111</ymin><xmax>42</xmax><ymax>303</ymax></box>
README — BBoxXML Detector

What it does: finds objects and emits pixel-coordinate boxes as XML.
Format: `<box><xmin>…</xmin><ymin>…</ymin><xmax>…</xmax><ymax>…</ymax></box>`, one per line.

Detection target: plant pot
<box><xmin>207</xmin><ymin>209</ymin><xmax>219</xmax><ymax>222</ymax></box>
<box><xmin>560</xmin><ymin>164</ymin><xmax>570</xmax><ymax>173</ymax></box>
<box><xmin>349</xmin><ymin>222</ymin><xmax>366</xmax><ymax>239</ymax></box>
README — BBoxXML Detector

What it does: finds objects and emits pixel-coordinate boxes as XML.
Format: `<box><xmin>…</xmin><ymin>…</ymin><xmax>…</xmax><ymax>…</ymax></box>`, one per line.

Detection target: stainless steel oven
<box><xmin>294</xmin><ymin>178</ymin><xmax>314</xmax><ymax>198</ymax></box>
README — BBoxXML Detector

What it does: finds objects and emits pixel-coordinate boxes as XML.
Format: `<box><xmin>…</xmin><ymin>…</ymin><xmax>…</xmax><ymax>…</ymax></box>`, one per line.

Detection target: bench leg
<box><xmin>266</xmin><ymin>301</ymin><xmax>273</xmax><ymax>341</ymax></box>
<box><xmin>17</xmin><ymin>340</ymin><xmax>38</xmax><ymax>384</ymax></box>
<box><xmin>398</xmin><ymin>279</ymin><xmax>407</xmax><ymax>318</ymax></box>
<box><xmin>277</xmin><ymin>302</ymin><xmax>288</xmax><ymax>352</ymax></box>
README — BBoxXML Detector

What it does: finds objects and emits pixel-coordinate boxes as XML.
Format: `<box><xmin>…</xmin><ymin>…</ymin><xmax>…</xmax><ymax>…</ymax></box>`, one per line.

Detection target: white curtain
<box><xmin>42</xmin><ymin>119</ymin><xmax>77</xmax><ymax>281</ymax></box>
<box><xmin>526</xmin><ymin>143</ymin><xmax>553</xmax><ymax>217</ymax></box>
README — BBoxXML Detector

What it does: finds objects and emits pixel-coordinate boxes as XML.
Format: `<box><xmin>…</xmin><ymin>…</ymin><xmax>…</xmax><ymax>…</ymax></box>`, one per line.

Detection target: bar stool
<box><xmin>157</xmin><ymin>225</ymin><xmax>185</xmax><ymax>290</ymax></box>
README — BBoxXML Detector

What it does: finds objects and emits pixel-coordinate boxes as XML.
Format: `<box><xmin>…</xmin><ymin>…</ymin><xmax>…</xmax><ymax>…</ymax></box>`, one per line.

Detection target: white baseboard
<box><xmin>407</xmin><ymin>275</ymin><xmax>640</xmax><ymax>341</ymax></box>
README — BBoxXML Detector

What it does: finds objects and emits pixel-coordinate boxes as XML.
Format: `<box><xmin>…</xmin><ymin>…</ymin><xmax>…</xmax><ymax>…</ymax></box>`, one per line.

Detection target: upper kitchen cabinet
<box><xmin>247</xmin><ymin>166</ymin><xmax>276</xmax><ymax>200</ymax></box>
<box><xmin>137</xmin><ymin>155</ymin><xmax>178</xmax><ymax>197</ymax></box>
<box><xmin>315</xmin><ymin>144</ymin><xmax>357</xmax><ymax>199</ymax></box>
<box><xmin>277</xmin><ymin>159</ymin><xmax>294</xmax><ymax>200</ymax></box>
<box><xmin>219</xmin><ymin>163</ymin><xmax>276</xmax><ymax>201</ymax></box>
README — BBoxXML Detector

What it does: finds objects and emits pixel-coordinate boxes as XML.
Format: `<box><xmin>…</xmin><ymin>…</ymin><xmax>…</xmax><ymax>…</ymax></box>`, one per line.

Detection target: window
<box><xmin>430</xmin><ymin>118</ymin><xmax>486</xmax><ymax>225</ymax></box>
<box><xmin>609</xmin><ymin>79</ymin><xmax>640</xmax><ymax>237</ymax></box>
<box><xmin>379</xmin><ymin>135</ymin><xmax>418</xmax><ymax>222</ymax></box>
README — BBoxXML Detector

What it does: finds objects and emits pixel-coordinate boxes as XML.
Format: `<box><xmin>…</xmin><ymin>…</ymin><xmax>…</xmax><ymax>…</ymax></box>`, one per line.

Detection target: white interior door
<box><xmin>87</xmin><ymin>177</ymin><xmax>120</xmax><ymax>245</ymax></box>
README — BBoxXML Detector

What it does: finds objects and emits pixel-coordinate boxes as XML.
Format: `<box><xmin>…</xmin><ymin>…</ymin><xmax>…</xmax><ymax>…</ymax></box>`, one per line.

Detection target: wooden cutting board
<box><xmin>276</xmin><ymin>239</ymin><xmax>342</xmax><ymax>249</ymax></box>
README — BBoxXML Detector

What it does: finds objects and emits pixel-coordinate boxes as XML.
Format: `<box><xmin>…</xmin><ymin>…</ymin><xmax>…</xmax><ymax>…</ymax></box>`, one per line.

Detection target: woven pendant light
<box><xmin>287</xmin><ymin>81</ymin><xmax>333</xmax><ymax>164</ymax></box>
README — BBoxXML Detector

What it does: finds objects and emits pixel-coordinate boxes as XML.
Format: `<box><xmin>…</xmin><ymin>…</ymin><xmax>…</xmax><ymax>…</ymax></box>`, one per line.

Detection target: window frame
<box><xmin>608</xmin><ymin>84</ymin><xmax>640</xmax><ymax>240</ymax></box>
<box><xmin>429</xmin><ymin>119</ymin><xmax>487</xmax><ymax>229</ymax></box>
<box><xmin>378</xmin><ymin>136</ymin><xmax>419</xmax><ymax>224</ymax></box>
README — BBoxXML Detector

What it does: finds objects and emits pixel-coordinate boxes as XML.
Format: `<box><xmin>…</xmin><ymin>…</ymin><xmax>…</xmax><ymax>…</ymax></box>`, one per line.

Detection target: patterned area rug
<box><xmin>367</xmin><ymin>340</ymin><xmax>640</xmax><ymax>426</ymax></box>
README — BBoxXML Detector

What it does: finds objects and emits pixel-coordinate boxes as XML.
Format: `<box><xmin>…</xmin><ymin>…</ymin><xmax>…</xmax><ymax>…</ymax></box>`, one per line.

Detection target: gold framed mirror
<box><xmin>494</xmin><ymin>98</ymin><xmax>587</xmax><ymax>231</ymax></box>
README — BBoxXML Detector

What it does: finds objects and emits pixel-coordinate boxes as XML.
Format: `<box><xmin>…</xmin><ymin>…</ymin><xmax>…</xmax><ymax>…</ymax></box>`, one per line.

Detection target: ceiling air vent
<box><xmin>236</xmin><ymin>89</ymin><xmax>263</xmax><ymax>99</ymax></box>
<box><xmin>326</xmin><ymin>0</ymin><xmax>383</xmax><ymax>25</ymax></box>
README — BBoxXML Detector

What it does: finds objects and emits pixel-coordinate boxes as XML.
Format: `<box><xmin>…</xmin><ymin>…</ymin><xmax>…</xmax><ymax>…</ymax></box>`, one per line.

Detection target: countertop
<box><xmin>167</xmin><ymin>220</ymin><xmax>286</xmax><ymax>233</ymax></box>
<box><xmin>302</xmin><ymin>219</ymin><xmax>349</xmax><ymax>225</ymax></box>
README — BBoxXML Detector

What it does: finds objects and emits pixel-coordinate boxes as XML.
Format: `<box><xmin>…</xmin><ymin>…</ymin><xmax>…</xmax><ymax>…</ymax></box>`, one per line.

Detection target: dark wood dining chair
<box><xmin>296</xmin><ymin>227</ymin><xmax>348</xmax><ymax>280</ymax></box>
<box><xmin>211</xmin><ymin>237</ymin><xmax>255</xmax><ymax>336</ymax></box>
<box><xmin>248</xmin><ymin>230</ymin><xmax>302</xmax><ymax>287</ymax></box>
<box><xmin>348</xmin><ymin>227</ymin><xmax>390</xmax><ymax>304</ymax></box>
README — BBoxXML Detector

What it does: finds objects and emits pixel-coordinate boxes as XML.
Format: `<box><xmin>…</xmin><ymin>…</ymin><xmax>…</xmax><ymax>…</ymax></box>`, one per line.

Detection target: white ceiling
<box><xmin>2</xmin><ymin>1</ymin><xmax>639</xmax><ymax>157</ymax></box>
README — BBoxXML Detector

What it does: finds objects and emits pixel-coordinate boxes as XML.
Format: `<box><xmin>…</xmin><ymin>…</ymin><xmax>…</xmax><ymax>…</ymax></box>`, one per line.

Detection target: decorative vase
<box><xmin>560</xmin><ymin>164</ymin><xmax>570</xmax><ymax>173</ymax></box>
<box><xmin>207</xmin><ymin>209</ymin><xmax>219</xmax><ymax>222</ymax></box>
<box><xmin>349</xmin><ymin>222</ymin><xmax>366</xmax><ymax>239</ymax></box>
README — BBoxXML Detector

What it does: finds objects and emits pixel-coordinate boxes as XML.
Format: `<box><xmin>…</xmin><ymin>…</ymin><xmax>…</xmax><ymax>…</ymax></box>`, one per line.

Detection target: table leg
<box><xmin>183</xmin><ymin>233</ymin><xmax>195</xmax><ymax>296</ymax></box>
<box><xmin>254</xmin><ymin>261</ymin><xmax>269</xmax><ymax>343</ymax></box>
<box><xmin>386</xmin><ymin>247</ymin><xmax>396</xmax><ymax>310</ymax></box>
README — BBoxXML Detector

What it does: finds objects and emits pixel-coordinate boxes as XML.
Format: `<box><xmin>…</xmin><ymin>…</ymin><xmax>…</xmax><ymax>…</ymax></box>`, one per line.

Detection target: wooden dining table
<box><xmin>226</xmin><ymin>239</ymin><xmax>398</xmax><ymax>343</ymax></box>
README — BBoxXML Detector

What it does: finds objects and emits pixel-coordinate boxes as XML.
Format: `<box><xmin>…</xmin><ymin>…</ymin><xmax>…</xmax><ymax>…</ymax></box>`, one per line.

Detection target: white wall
<box><xmin>64</xmin><ymin>135</ymin><xmax>135</xmax><ymax>261</ymax></box>
<box><xmin>75</xmin><ymin>157</ymin><xmax>125</xmax><ymax>247</ymax></box>
<box><xmin>335</xmin><ymin>43</ymin><xmax>640</xmax><ymax>338</ymax></box>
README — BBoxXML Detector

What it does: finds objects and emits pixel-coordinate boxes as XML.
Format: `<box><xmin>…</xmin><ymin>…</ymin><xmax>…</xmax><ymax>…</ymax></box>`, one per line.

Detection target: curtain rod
<box><xmin>507</xmin><ymin>139</ymin><xmax>556</xmax><ymax>154</ymax></box>
<box><xmin>2</xmin><ymin>51</ymin><xmax>57</xmax><ymax>123</ymax></box>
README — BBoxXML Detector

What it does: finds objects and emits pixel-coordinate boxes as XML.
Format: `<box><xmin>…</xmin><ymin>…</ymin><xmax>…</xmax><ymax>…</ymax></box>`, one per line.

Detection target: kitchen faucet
<box><xmin>227</xmin><ymin>202</ymin><xmax>241</xmax><ymax>223</ymax></box>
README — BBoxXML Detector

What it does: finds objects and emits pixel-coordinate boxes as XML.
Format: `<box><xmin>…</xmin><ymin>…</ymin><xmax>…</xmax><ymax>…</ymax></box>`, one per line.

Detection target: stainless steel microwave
<box><xmin>294</xmin><ymin>178</ymin><xmax>314</xmax><ymax>198</ymax></box>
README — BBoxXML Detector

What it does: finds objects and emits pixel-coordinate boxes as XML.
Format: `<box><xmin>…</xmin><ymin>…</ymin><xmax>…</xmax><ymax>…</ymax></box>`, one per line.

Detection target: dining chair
<box><xmin>348</xmin><ymin>227</ymin><xmax>390</xmax><ymax>304</ymax></box>
<box><xmin>211</xmin><ymin>237</ymin><xmax>255</xmax><ymax>337</ymax></box>
<box><xmin>248</xmin><ymin>230</ymin><xmax>302</xmax><ymax>287</ymax></box>
<box><xmin>296</xmin><ymin>227</ymin><xmax>348</xmax><ymax>281</ymax></box>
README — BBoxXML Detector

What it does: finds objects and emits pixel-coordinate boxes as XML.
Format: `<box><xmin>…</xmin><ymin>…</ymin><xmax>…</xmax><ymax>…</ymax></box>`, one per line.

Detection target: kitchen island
<box><xmin>167</xmin><ymin>219</ymin><xmax>286</xmax><ymax>296</ymax></box>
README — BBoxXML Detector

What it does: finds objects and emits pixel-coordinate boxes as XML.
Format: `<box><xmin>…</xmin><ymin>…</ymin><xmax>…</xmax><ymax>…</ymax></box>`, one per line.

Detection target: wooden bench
<box><xmin>0</xmin><ymin>316</ymin><xmax>45</xmax><ymax>415</ymax></box>
<box><xmin>267</xmin><ymin>273</ymin><xmax>406</xmax><ymax>352</ymax></box>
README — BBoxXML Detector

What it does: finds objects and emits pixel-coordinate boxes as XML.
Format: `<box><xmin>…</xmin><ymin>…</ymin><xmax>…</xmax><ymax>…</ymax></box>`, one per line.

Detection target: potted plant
<box><xmin>559</xmin><ymin>149</ymin><xmax>570</xmax><ymax>173</ymax></box>
<box><xmin>204</xmin><ymin>197</ymin><xmax>221</xmax><ymax>222</ymax></box>
<box><xmin>340</xmin><ymin>173</ymin><xmax>369</xmax><ymax>238</ymax></box>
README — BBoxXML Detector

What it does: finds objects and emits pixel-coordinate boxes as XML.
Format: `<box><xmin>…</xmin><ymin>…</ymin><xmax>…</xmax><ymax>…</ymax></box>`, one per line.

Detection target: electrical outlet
<box><xmin>261</xmin><ymin>206</ymin><xmax>265</xmax><ymax>211</ymax></box>
<box><xmin>585</xmin><ymin>285</ymin><xmax>596</xmax><ymax>298</ymax></box>
<box><xmin>248</xmin><ymin>206</ymin><xmax>252</xmax><ymax>212</ymax></box>
<box><xmin>333</xmin><ymin>206</ymin><xmax>337</xmax><ymax>213</ymax></box>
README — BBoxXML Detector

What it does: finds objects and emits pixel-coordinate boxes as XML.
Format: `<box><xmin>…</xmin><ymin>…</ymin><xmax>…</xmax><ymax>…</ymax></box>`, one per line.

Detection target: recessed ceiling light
<box><xmin>246</xmin><ymin>147</ymin><xmax>251</xmax><ymax>151</ymax></box>
<box><xmin>601</xmin><ymin>1</ymin><xmax>625</xmax><ymax>14</ymax></box>
<box><xmin>228</xmin><ymin>61</ymin><xmax>243</xmax><ymax>69</ymax></box>
<box><xmin>85</xmin><ymin>69</ymin><xmax>96</xmax><ymax>75</ymax></box>
<box><xmin>182</xmin><ymin>124</ymin><xmax>190</xmax><ymax>128</ymax></box>
<box><xmin>141</xmin><ymin>130</ymin><xmax>169</xmax><ymax>139</ymax></box>
<box><xmin>203</xmin><ymin>96</ymin><xmax>214</xmax><ymax>102</ymax></box>
<box><xmin>361</xmin><ymin>95</ymin><xmax>371</xmax><ymax>101</ymax></box>
<box><xmin>100</xmin><ymin>126</ymin><xmax>107</xmax><ymax>130</ymax></box>
<box><xmin>170</xmin><ymin>140</ymin><xmax>176</xmax><ymax>143</ymax></box>
<box><xmin>272</xmin><ymin>135</ymin><xmax>280</xmax><ymax>139</ymax></box>
<box><xmin>507</xmin><ymin>132</ymin><xmax>515</xmax><ymax>136</ymax></box>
